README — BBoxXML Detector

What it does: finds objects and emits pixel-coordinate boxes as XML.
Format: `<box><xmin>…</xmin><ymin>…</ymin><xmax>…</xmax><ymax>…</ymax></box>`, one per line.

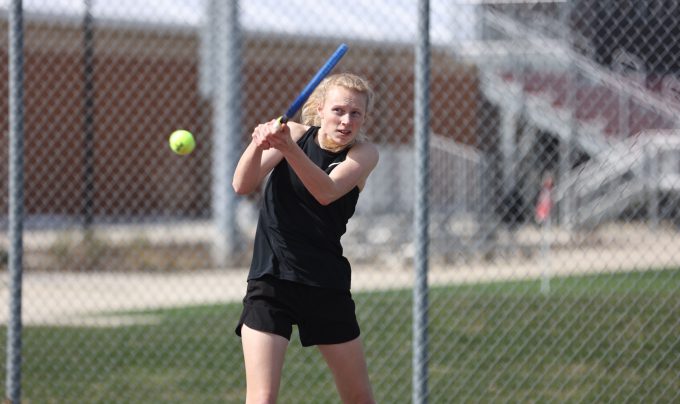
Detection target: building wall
<box><xmin>1</xmin><ymin>19</ymin><xmax>481</xmax><ymax>220</ymax></box>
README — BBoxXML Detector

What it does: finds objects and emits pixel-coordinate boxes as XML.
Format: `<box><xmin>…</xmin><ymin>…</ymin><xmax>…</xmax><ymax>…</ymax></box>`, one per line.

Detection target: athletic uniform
<box><xmin>236</xmin><ymin>126</ymin><xmax>362</xmax><ymax>346</ymax></box>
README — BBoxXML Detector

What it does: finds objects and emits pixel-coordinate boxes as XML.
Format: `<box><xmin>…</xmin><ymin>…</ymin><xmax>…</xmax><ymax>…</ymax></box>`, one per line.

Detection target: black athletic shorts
<box><xmin>235</xmin><ymin>275</ymin><xmax>360</xmax><ymax>347</ymax></box>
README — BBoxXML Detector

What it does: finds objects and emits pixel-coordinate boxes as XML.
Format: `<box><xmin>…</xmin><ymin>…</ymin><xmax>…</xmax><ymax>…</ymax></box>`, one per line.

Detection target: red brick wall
<box><xmin>0</xmin><ymin>21</ymin><xmax>481</xmax><ymax>219</ymax></box>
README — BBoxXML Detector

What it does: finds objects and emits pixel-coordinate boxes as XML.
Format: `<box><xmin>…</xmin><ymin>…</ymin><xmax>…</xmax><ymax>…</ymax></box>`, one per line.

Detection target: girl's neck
<box><xmin>318</xmin><ymin>132</ymin><xmax>352</xmax><ymax>153</ymax></box>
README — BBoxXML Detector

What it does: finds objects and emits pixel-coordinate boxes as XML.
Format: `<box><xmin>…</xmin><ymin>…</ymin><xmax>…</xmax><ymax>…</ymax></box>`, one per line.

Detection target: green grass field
<box><xmin>1</xmin><ymin>269</ymin><xmax>677</xmax><ymax>403</ymax></box>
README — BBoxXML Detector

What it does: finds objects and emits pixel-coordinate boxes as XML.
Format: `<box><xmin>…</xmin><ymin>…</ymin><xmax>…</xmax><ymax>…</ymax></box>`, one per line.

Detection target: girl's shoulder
<box><xmin>288</xmin><ymin>121</ymin><xmax>312</xmax><ymax>142</ymax></box>
<box><xmin>349</xmin><ymin>139</ymin><xmax>379</xmax><ymax>162</ymax></box>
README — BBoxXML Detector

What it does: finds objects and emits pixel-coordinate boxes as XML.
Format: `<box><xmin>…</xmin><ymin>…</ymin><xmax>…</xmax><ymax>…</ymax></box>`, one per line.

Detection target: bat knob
<box><xmin>273</xmin><ymin>115</ymin><xmax>288</xmax><ymax>131</ymax></box>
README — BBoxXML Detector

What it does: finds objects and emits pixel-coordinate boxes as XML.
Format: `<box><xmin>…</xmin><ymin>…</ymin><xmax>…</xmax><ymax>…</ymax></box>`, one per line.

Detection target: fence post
<box><xmin>413</xmin><ymin>0</ymin><xmax>430</xmax><ymax>403</ymax></box>
<box><xmin>7</xmin><ymin>0</ymin><xmax>26</xmax><ymax>402</ymax></box>
<box><xmin>211</xmin><ymin>0</ymin><xmax>241</xmax><ymax>267</ymax></box>
<box><xmin>81</xmin><ymin>0</ymin><xmax>96</xmax><ymax>231</ymax></box>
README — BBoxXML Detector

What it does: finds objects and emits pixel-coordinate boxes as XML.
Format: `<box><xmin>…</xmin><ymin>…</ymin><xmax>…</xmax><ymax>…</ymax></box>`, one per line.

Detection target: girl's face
<box><xmin>317</xmin><ymin>85</ymin><xmax>368</xmax><ymax>148</ymax></box>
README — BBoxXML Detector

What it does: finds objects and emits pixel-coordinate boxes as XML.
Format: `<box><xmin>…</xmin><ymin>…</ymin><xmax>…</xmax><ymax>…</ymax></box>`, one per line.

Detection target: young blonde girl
<box><xmin>232</xmin><ymin>73</ymin><xmax>378</xmax><ymax>404</ymax></box>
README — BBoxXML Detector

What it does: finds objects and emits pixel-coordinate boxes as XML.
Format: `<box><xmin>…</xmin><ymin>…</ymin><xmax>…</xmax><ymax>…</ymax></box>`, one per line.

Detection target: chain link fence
<box><xmin>1</xmin><ymin>1</ymin><xmax>678</xmax><ymax>402</ymax></box>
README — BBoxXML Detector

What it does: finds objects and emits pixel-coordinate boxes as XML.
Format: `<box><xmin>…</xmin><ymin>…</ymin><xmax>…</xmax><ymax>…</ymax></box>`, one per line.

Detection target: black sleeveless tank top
<box><xmin>248</xmin><ymin>126</ymin><xmax>360</xmax><ymax>290</ymax></box>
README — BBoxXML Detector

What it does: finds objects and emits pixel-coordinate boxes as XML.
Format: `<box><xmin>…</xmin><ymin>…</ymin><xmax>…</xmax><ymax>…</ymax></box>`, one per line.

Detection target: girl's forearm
<box><xmin>232</xmin><ymin>141</ymin><xmax>264</xmax><ymax>195</ymax></box>
<box><xmin>281</xmin><ymin>145</ymin><xmax>340</xmax><ymax>205</ymax></box>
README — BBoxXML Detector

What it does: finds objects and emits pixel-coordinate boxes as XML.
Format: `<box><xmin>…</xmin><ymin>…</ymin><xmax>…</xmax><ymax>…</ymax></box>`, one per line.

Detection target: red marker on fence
<box><xmin>535</xmin><ymin>175</ymin><xmax>554</xmax><ymax>224</ymax></box>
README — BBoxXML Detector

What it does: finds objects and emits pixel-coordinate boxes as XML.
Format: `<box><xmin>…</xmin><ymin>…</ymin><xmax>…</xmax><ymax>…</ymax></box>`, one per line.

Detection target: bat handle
<box><xmin>272</xmin><ymin>115</ymin><xmax>288</xmax><ymax>131</ymax></box>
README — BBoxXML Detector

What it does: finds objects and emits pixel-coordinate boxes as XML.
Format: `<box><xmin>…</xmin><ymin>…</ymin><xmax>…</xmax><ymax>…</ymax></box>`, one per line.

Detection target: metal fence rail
<box><xmin>2</xmin><ymin>1</ymin><xmax>679</xmax><ymax>403</ymax></box>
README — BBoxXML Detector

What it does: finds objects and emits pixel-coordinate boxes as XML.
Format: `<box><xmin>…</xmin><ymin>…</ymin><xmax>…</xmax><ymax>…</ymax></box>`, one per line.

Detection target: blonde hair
<box><xmin>300</xmin><ymin>73</ymin><xmax>374</xmax><ymax>126</ymax></box>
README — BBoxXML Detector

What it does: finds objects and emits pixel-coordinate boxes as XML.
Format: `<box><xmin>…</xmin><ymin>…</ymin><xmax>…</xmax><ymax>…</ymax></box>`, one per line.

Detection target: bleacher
<box><xmin>470</xmin><ymin>7</ymin><xmax>680</xmax><ymax>228</ymax></box>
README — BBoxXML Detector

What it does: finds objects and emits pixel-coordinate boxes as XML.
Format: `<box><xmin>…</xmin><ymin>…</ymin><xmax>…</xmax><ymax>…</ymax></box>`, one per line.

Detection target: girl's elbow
<box><xmin>315</xmin><ymin>193</ymin><xmax>337</xmax><ymax>206</ymax></box>
<box><xmin>232</xmin><ymin>181</ymin><xmax>252</xmax><ymax>196</ymax></box>
<box><xmin>314</xmin><ymin>186</ymin><xmax>347</xmax><ymax>205</ymax></box>
<box><xmin>317</xmin><ymin>198</ymin><xmax>332</xmax><ymax>206</ymax></box>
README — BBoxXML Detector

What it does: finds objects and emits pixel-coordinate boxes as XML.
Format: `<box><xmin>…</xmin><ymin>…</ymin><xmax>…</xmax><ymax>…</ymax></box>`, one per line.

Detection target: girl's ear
<box><xmin>316</xmin><ymin>103</ymin><xmax>324</xmax><ymax>125</ymax></box>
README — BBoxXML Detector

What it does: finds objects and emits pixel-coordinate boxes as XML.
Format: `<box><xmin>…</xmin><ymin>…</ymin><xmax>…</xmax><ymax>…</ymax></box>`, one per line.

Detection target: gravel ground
<box><xmin>1</xmin><ymin>222</ymin><xmax>678</xmax><ymax>326</ymax></box>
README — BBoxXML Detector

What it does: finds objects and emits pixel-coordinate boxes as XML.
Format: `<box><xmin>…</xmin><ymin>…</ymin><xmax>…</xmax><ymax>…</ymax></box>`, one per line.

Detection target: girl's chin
<box><xmin>333</xmin><ymin>133</ymin><xmax>354</xmax><ymax>144</ymax></box>
<box><xmin>320</xmin><ymin>134</ymin><xmax>353</xmax><ymax>151</ymax></box>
